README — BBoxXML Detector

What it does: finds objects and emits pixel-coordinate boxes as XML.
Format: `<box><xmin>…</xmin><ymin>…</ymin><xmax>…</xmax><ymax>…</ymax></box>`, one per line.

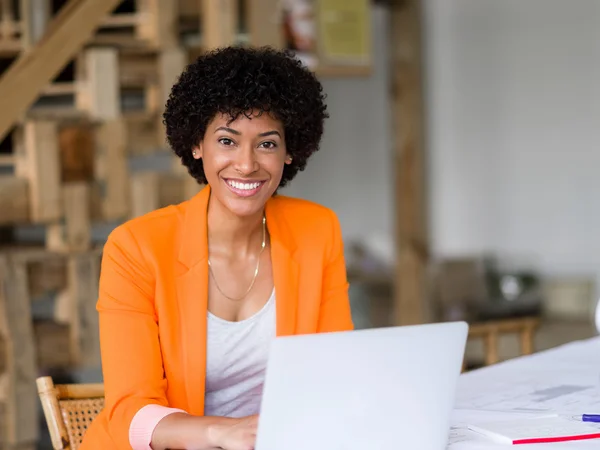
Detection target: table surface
<box><xmin>450</xmin><ymin>335</ymin><xmax>600</xmax><ymax>449</ymax></box>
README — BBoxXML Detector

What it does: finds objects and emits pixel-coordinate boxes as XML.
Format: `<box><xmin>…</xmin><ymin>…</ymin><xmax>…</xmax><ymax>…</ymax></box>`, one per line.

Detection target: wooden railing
<box><xmin>0</xmin><ymin>0</ymin><xmax>123</xmax><ymax>142</ymax></box>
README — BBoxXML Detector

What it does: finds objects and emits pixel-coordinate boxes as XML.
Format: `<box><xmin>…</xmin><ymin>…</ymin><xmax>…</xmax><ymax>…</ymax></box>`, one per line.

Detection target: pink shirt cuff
<box><xmin>129</xmin><ymin>404</ymin><xmax>186</xmax><ymax>449</ymax></box>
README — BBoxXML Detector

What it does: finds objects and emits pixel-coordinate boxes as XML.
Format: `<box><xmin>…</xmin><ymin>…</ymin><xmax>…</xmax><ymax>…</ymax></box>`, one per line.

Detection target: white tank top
<box><xmin>204</xmin><ymin>289</ymin><xmax>276</xmax><ymax>418</ymax></box>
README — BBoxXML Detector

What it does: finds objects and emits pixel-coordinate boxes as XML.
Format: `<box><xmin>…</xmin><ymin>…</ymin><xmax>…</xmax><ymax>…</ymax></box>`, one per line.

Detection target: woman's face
<box><xmin>193</xmin><ymin>111</ymin><xmax>291</xmax><ymax>218</ymax></box>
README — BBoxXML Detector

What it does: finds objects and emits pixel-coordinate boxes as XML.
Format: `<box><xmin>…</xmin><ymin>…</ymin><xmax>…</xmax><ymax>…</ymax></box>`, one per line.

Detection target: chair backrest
<box><xmin>36</xmin><ymin>376</ymin><xmax>105</xmax><ymax>450</ymax></box>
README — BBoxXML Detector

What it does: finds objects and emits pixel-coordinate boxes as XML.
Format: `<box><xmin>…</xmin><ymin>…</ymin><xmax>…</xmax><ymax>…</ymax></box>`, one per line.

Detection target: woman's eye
<box><xmin>260</xmin><ymin>141</ymin><xmax>277</xmax><ymax>149</ymax></box>
<box><xmin>218</xmin><ymin>138</ymin><xmax>234</xmax><ymax>146</ymax></box>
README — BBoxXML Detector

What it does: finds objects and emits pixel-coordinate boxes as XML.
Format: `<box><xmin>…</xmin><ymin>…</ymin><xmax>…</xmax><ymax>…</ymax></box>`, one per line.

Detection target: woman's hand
<box><xmin>150</xmin><ymin>413</ymin><xmax>258</xmax><ymax>450</ymax></box>
<box><xmin>208</xmin><ymin>414</ymin><xmax>259</xmax><ymax>450</ymax></box>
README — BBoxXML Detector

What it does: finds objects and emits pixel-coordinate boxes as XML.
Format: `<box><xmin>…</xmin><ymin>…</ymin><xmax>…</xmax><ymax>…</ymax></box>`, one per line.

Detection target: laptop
<box><xmin>255</xmin><ymin>321</ymin><xmax>468</xmax><ymax>450</ymax></box>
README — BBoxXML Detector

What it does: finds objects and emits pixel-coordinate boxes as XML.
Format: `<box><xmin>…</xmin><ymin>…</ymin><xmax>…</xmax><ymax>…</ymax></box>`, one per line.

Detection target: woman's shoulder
<box><xmin>270</xmin><ymin>195</ymin><xmax>342</xmax><ymax>244</ymax></box>
<box><xmin>104</xmin><ymin>201</ymin><xmax>189</xmax><ymax>253</ymax></box>
<box><xmin>271</xmin><ymin>195</ymin><xmax>339</xmax><ymax>223</ymax></box>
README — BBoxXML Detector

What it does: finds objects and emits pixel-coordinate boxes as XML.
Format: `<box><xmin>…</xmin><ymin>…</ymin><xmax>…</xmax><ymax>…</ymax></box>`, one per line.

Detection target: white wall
<box><xmin>425</xmin><ymin>0</ymin><xmax>600</xmax><ymax>286</ymax></box>
<box><xmin>282</xmin><ymin>5</ymin><xmax>393</xmax><ymax>250</ymax></box>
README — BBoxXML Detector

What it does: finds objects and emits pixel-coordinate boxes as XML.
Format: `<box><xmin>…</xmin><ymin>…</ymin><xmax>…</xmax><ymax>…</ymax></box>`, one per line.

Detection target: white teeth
<box><xmin>228</xmin><ymin>180</ymin><xmax>261</xmax><ymax>190</ymax></box>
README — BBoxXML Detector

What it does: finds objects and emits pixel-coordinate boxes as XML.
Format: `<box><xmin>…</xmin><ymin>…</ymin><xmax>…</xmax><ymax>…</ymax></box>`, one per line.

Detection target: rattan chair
<box><xmin>36</xmin><ymin>376</ymin><xmax>105</xmax><ymax>449</ymax></box>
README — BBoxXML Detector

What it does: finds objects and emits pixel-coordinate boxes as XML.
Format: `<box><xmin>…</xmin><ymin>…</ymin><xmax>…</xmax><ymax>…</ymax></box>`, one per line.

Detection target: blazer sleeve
<box><xmin>318</xmin><ymin>209</ymin><xmax>354</xmax><ymax>332</ymax></box>
<box><xmin>96</xmin><ymin>224</ymin><xmax>174</xmax><ymax>448</ymax></box>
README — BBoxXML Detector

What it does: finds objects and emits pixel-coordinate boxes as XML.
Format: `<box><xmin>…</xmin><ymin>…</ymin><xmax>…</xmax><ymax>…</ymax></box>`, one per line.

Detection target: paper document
<box><xmin>449</xmin><ymin>338</ymin><xmax>600</xmax><ymax>449</ymax></box>
<box><xmin>467</xmin><ymin>416</ymin><xmax>600</xmax><ymax>445</ymax></box>
<box><xmin>456</xmin><ymin>374</ymin><xmax>600</xmax><ymax>414</ymax></box>
<box><xmin>448</xmin><ymin>409</ymin><xmax>559</xmax><ymax>448</ymax></box>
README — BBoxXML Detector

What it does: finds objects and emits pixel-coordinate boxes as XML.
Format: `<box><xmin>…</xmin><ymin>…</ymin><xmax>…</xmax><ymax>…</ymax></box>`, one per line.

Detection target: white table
<box><xmin>449</xmin><ymin>336</ymin><xmax>600</xmax><ymax>449</ymax></box>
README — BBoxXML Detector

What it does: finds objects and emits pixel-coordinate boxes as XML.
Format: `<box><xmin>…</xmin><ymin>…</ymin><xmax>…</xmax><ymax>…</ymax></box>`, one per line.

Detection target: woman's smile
<box><xmin>222</xmin><ymin>178</ymin><xmax>267</xmax><ymax>198</ymax></box>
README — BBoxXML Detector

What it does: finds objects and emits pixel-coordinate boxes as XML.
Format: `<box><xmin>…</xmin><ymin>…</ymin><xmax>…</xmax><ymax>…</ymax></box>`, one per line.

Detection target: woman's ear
<box><xmin>192</xmin><ymin>143</ymin><xmax>203</xmax><ymax>159</ymax></box>
<box><xmin>285</xmin><ymin>154</ymin><xmax>293</xmax><ymax>165</ymax></box>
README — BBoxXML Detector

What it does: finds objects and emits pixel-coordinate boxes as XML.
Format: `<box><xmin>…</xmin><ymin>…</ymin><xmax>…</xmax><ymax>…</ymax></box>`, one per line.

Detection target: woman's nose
<box><xmin>234</xmin><ymin>146</ymin><xmax>258</xmax><ymax>174</ymax></box>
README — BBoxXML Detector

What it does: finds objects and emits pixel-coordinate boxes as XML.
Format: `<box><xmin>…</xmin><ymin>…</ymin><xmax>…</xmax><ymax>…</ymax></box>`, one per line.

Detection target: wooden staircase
<box><xmin>0</xmin><ymin>0</ymin><xmax>124</xmax><ymax>142</ymax></box>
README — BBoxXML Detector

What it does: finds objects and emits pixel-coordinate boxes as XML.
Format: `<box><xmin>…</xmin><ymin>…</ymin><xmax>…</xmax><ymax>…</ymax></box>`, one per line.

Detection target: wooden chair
<box><xmin>466</xmin><ymin>316</ymin><xmax>541</xmax><ymax>368</ymax></box>
<box><xmin>36</xmin><ymin>376</ymin><xmax>104</xmax><ymax>449</ymax></box>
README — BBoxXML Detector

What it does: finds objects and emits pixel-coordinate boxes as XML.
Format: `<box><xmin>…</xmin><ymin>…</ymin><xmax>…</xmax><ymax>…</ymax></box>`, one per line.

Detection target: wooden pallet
<box><xmin>0</xmin><ymin>0</ymin><xmax>179</xmax><ymax>56</ymax></box>
<box><xmin>0</xmin><ymin>248</ymin><xmax>102</xmax><ymax>449</ymax></box>
<box><xmin>24</xmin><ymin>45</ymin><xmax>187</xmax><ymax>155</ymax></box>
<box><xmin>0</xmin><ymin>117</ymin><xmax>197</xmax><ymax>249</ymax></box>
<box><xmin>0</xmin><ymin>32</ymin><xmax>190</xmax><ymax>247</ymax></box>
<box><xmin>0</xmin><ymin>119</ymin><xmax>119</xmax><ymax>250</ymax></box>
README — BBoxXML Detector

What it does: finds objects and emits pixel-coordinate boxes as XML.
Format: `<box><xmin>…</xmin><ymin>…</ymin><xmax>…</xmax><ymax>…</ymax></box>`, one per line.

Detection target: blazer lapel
<box><xmin>266</xmin><ymin>198</ymin><xmax>299</xmax><ymax>337</ymax></box>
<box><xmin>176</xmin><ymin>185</ymin><xmax>210</xmax><ymax>415</ymax></box>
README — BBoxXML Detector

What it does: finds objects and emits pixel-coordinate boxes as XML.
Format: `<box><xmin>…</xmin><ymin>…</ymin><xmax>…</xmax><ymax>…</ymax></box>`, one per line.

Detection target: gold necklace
<box><xmin>208</xmin><ymin>215</ymin><xmax>266</xmax><ymax>301</ymax></box>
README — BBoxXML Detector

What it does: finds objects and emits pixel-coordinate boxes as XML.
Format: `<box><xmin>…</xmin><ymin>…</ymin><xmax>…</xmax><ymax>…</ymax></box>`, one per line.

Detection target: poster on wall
<box><xmin>316</xmin><ymin>0</ymin><xmax>371</xmax><ymax>67</ymax></box>
<box><xmin>281</xmin><ymin>0</ymin><xmax>319</xmax><ymax>69</ymax></box>
<box><xmin>281</xmin><ymin>0</ymin><xmax>371</xmax><ymax>72</ymax></box>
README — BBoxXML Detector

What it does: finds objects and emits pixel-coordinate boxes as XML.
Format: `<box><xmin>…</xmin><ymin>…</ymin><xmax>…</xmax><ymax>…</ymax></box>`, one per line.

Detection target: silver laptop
<box><xmin>255</xmin><ymin>321</ymin><xmax>468</xmax><ymax>450</ymax></box>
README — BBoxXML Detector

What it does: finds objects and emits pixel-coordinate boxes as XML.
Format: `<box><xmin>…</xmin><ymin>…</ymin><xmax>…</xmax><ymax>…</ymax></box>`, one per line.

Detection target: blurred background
<box><xmin>1</xmin><ymin>0</ymin><xmax>599</xmax><ymax>448</ymax></box>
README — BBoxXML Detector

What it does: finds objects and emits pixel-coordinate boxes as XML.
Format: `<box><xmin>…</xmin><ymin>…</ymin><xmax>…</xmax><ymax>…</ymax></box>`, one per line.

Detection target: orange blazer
<box><xmin>81</xmin><ymin>185</ymin><xmax>354</xmax><ymax>449</ymax></box>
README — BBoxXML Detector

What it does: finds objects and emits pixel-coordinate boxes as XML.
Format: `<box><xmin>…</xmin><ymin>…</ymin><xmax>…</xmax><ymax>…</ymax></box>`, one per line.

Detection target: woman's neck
<box><xmin>206</xmin><ymin>199</ymin><xmax>265</xmax><ymax>260</ymax></box>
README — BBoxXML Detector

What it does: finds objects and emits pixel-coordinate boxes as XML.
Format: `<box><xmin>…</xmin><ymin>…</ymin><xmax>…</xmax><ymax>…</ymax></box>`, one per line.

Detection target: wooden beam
<box><xmin>0</xmin><ymin>0</ymin><xmax>124</xmax><ymax>142</ymax></box>
<box><xmin>76</xmin><ymin>47</ymin><xmax>120</xmax><ymax>120</ymax></box>
<box><xmin>70</xmin><ymin>252</ymin><xmax>101</xmax><ymax>367</ymax></box>
<box><xmin>13</xmin><ymin>120</ymin><xmax>62</xmax><ymax>223</ymax></box>
<box><xmin>20</xmin><ymin>0</ymin><xmax>52</xmax><ymax>49</ymax></box>
<box><xmin>0</xmin><ymin>255</ymin><xmax>39</xmax><ymax>446</ymax></box>
<box><xmin>46</xmin><ymin>182</ymin><xmax>91</xmax><ymax>252</ymax></box>
<box><xmin>392</xmin><ymin>0</ymin><xmax>428</xmax><ymax>325</ymax></box>
<box><xmin>0</xmin><ymin>175</ymin><xmax>29</xmax><ymax>224</ymax></box>
<box><xmin>158</xmin><ymin>48</ymin><xmax>187</xmax><ymax>108</ymax></box>
<box><xmin>95</xmin><ymin>119</ymin><xmax>130</xmax><ymax>220</ymax></box>
<box><xmin>153</xmin><ymin>47</ymin><xmax>187</xmax><ymax>143</ymax></box>
<box><xmin>202</xmin><ymin>0</ymin><xmax>238</xmax><ymax>48</ymax></box>
<box><xmin>247</xmin><ymin>0</ymin><xmax>284</xmax><ymax>49</ymax></box>
<box><xmin>54</xmin><ymin>252</ymin><xmax>101</xmax><ymax>367</ymax></box>
<box><xmin>130</xmin><ymin>171</ymin><xmax>160</xmax><ymax>218</ymax></box>
<box><xmin>136</xmin><ymin>0</ymin><xmax>180</xmax><ymax>49</ymax></box>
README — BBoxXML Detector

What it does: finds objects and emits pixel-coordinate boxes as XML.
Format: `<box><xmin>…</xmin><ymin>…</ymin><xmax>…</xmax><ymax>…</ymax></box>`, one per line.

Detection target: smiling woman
<box><xmin>79</xmin><ymin>46</ymin><xmax>353</xmax><ymax>450</ymax></box>
<box><xmin>196</xmin><ymin>112</ymin><xmax>289</xmax><ymax>218</ymax></box>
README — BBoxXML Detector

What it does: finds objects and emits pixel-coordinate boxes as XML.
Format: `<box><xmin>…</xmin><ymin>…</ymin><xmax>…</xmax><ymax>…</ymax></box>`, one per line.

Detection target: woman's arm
<box><xmin>150</xmin><ymin>413</ymin><xmax>258</xmax><ymax>450</ymax></box>
<box><xmin>97</xmin><ymin>224</ymin><xmax>171</xmax><ymax>448</ymax></box>
<box><xmin>98</xmin><ymin>225</ymin><xmax>258</xmax><ymax>450</ymax></box>
<box><xmin>317</xmin><ymin>210</ymin><xmax>354</xmax><ymax>333</ymax></box>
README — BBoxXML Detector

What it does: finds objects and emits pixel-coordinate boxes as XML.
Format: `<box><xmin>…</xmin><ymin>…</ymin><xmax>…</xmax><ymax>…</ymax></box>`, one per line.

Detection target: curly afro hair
<box><xmin>163</xmin><ymin>46</ymin><xmax>329</xmax><ymax>189</ymax></box>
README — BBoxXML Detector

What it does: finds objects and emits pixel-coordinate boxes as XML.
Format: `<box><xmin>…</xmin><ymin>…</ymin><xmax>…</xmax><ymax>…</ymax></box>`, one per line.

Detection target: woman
<box><xmin>80</xmin><ymin>46</ymin><xmax>353</xmax><ymax>450</ymax></box>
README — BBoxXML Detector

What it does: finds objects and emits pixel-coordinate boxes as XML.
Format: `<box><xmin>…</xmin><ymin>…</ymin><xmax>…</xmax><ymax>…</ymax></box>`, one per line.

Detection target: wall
<box><xmin>282</xmin><ymin>4</ymin><xmax>394</xmax><ymax>257</ymax></box>
<box><xmin>425</xmin><ymin>0</ymin><xmax>600</xmax><ymax>293</ymax></box>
